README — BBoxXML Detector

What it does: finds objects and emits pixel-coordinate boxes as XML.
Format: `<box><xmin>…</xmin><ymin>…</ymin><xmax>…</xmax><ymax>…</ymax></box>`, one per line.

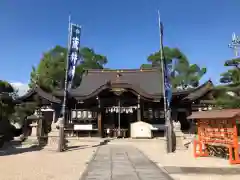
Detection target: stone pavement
<box><xmin>80</xmin><ymin>144</ymin><xmax>174</xmax><ymax>180</ymax></box>
<box><xmin>164</xmin><ymin>166</ymin><xmax>240</xmax><ymax>175</ymax></box>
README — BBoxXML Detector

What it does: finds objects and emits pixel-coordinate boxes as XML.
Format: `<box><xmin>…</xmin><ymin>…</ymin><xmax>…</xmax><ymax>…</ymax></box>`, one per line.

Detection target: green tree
<box><xmin>0</xmin><ymin>82</ymin><xmax>37</xmax><ymax>126</ymax></box>
<box><xmin>29</xmin><ymin>46</ymin><xmax>67</xmax><ymax>91</ymax></box>
<box><xmin>0</xmin><ymin>80</ymin><xmax>16</xmax><ymax>145</ymax></box>
<box><xmin>0</xmin><ymin>81</ymin><xmax>32</xmax><ymax>124</ymax></box>
<box><xmin>140</xmin><ymin>64</ymin><xmax>153</xmax><ymax>69</ymax></box>
<box><xmin>215</xmin><ymin>58</ymin><xmax>240</xmax><ymax>108</ymax></box>
<box><xmin>72</xmin><ymin>47</ymin><xmax>108</xmax><ymax>88</ymax></box>
<box><xmin>29</xmin><ymin>46</ymin><xmax>108</xmax><ymax>92</ymax></box>
<box><xmin>0</xmin><ymin>80</ymin><xmax>15</xmax><ymax>120</ymax></box>
<box><xmin>10</xmin><ymin>102</ymin><xmax>37</xmax><ymax>125</ymax></box>
<box><xmin>220</xmin><ymin>58</ymin><xmax>240</xmax><ymax>84</ymax></box>
<box><xmin>143</xmin><ymin>47</ymin><xmax>207</xmax><ymax>89</ymax></box>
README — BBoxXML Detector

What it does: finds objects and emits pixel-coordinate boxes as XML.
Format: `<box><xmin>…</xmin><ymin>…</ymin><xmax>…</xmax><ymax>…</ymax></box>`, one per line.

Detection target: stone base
<box><xmin>47</xmin><ymin>124</ymin><xmax>60</xmax><ymax>148</ymax></box>
<box><xmin>47</xmin><ymin>136</ymin><xmax>59</xmax><ymax>148</ymax></box>
<box><xmin>174</xmin><ymin>132</ymin><xmax>195</xmax><ymax>150</ymax></box>
<box><xmin>172</xmin><ymin>121</ymin><xmax>196</xmax><ymax>151</ymax></box>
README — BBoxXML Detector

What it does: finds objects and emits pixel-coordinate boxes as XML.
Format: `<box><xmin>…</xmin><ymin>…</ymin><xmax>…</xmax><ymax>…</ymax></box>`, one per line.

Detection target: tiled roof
<box><xmin>16</xmin><ymin>86</ymin><xmax>61</xmax><ymax>104</ymax></box>
<box><xmin>17</xmin><ymin>69</ymin><xmax>214</xmax><ymax>103</ymax></box>
<box><xmin>187</xmin><ymin>109</ymin><xmax>240</xmax><ymax>119</ymax></box>
<box><xmin>68</xmin><ymin>69</ymin><xmax>213</xmax><ymax>100</ymax></box>
<box><xmin>70</xmin><ymin>69</ymin><xmax>164</xmax><ymax>97</ymax></box>
<box><xmin>183</xmin><ymin>80</ymin><xmax>213</xmax><ymax>101</ymax></box>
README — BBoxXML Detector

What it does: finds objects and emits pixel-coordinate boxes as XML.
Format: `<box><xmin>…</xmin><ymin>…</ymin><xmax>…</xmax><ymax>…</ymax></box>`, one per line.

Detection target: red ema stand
<box><xmin>188</xmin><ymin>109</ymin><xmax>240</xmax><ymax>165</ymax></box>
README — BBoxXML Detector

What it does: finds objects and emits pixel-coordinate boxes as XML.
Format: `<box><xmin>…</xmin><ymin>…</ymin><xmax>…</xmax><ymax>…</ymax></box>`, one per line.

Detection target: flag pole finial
<box><xmin>158</xmin><ymin>10</ymin><xmax>160</xmax><ymax>21</ymax></box>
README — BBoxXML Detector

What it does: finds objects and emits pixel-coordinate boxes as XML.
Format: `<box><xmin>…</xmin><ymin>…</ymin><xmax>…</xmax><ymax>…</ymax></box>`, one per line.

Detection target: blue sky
<box><xmin>0</xmin><ymin>0</ymin><xmax>240</xmax><ymax>86</ymax></box>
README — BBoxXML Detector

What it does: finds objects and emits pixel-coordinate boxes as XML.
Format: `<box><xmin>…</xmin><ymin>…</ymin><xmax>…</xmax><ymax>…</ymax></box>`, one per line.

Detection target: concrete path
<box><xmin>80</xmin><ymin>145</ymin><xmax>173</xmax><ymax>180</ymax></box>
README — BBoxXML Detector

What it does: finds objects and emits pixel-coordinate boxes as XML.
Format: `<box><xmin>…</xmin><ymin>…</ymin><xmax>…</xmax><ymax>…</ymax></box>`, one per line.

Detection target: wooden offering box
<box><xmin>188</xmin><ymin>109</ymin><xmax>240</xmax><ymax>165</ymax></box>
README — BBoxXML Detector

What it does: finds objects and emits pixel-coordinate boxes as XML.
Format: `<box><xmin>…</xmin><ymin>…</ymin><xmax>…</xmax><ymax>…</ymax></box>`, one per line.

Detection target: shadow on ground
<box><xmin>164</xmin><ymin>166</ymin><xmax>240</xmax><ymax>175</ymax></box>
<box><xmin>0</xmin><ymin>138</ymin><xmax>110</xmax><ymax>155</ymax></box>
<box><xmin>0</xmin><ymin>144</ymin><xmax>44</xmax><ymax>156</ymax></box>
<box><xmin>66</xmin><ymin>139</ymin><xmax>110</xmax><ymax>152</ymax></box>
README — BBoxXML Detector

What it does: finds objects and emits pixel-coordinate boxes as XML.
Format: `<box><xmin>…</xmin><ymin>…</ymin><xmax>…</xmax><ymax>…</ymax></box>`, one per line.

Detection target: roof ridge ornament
<box><xmin>116</xmin><ymin>72</ymin><xmax>122</xmax><ymax>77</ymax></box>
<box><xmin>109</xmin><ymin>72</ymin><xmax>123</xmax><ymax>84</ymax></box>
<box><xmin>111</xmin><ymin>88</ymin><xmax>126</xmax><ymax>96</ymax></box>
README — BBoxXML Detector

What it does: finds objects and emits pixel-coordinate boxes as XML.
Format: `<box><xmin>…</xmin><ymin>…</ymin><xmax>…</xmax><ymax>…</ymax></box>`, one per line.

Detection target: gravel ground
<box><xmin>0</xmin><ymin>140</ymin><xmax>98</xmax><ymax>180</ymax></box>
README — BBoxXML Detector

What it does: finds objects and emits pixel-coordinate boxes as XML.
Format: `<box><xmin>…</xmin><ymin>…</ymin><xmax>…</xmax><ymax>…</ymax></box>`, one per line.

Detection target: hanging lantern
<box><xmin>130</xmin><ymin>108</ymin><xmax>133</xmax><ymax>113</ymax></box>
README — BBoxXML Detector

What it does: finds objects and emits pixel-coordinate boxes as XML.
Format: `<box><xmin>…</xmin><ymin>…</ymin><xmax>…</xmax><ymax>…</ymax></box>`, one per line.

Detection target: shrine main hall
<box><xmin>17</xmin><ymin>68</ymin><xmax>214</xmax><ymax>138</ymax></box>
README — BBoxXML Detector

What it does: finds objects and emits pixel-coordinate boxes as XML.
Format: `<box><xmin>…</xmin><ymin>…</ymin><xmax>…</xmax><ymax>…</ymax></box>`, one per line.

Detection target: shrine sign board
<box><xmin>74</xmin><ymin>124</ymin><xmax>93</xmax><ymax>130</ymax></box>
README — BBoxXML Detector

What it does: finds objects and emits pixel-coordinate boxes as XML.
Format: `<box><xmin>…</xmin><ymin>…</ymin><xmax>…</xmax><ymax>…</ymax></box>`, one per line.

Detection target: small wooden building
<box><xmin>188</xmin><ymin>109</ymin><xmax>240</xmax><ymax>164</ymax></box>
<box><xmin>17</xmin><ymin>68</ymin><xmax>214</xmax><ymax>138</ymax></box>
<box><xmin>16</xmin><ymin>86</ymin><xmax>61</xmax><ymax>134</ymax></box>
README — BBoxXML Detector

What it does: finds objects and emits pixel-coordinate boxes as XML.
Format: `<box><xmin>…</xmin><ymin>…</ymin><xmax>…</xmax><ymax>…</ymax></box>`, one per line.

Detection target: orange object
<box><xmin>188</xmin><ymin>109</ymin><xmax>240</xmax><ymax>165</ymax></box>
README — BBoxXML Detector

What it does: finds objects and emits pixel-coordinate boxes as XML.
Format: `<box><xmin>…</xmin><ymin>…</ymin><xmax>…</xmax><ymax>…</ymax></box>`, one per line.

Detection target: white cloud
<box><xmin>10</xmin><ymin>82</ymin><xmax>29</xmax><ymax>96</ymax></box>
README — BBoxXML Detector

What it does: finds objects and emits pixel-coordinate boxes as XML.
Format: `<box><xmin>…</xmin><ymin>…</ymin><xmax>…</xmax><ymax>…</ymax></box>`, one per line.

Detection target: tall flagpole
<box><xmin>58</xmin><ymin>15</ymin><xmax>72</xmax><ymax>152</ymax></box>
<box><xmin>157</xmin><ymin>11</ymin><xmax>167</xmax><ymax>125</ymax></box>
<box><xmin>157</xmin><ymin>11</ymin><xmax>172</xmax><ymax>153</ymax></box>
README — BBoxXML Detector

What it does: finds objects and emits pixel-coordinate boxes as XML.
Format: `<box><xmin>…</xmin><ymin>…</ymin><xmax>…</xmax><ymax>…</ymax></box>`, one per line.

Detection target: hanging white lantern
<box><xmin>130</xmin><ymin>108</ymin><xmax>133</xmax><ymax>113</ymax></box>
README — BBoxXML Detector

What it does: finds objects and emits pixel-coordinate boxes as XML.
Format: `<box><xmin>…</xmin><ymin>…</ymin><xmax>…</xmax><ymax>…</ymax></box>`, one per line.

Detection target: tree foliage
<box><xmin>143</xmin><ymin>47</ymin><xmax>207</xmax><ymax>89</ymax></box>
<box><xmin>5</xmin><ymin>83</ymin><xmax>38</xmax><ymax>125</ymax></box>
<box><xmin>10</xmin><ymin>102</ymin><xmax>37</xmax><ymax>125</ymax></box>
<box><xmin>0</xmin><ymin>80</ymin><xmax>15</xmax><ymax>120</ymax></box>
<box><xmin>0</xmin><ymin>80</ymin><xmax>37</xmax><ymax>144</ymax></box>
<box><xmin>29</xmin><ymin>45</ymin><xmax>108</xmax><ymax>92</ymax></box>
<box><xmin>29</xmin><ymin>46</ymin><xmax>67</xmax><ymax>91</ymax></box>
<box><xmin>140</xmin><ymin>64</ymin><xmax>153</xmax><ymax>69</ymax></box>
<box><xmin>220</xmin><ymin>58</ymin><xmax>240</xmax><ymax>84</ymax></box>
<box><xmin>0</xmin><ymin>80</ymin><xmax>16</xmax><ymax>144</ymax></box>
<box><xmin>216</xmin><ymin>58</ymin><xmax>240</xmax><ymax>108</ymax></box>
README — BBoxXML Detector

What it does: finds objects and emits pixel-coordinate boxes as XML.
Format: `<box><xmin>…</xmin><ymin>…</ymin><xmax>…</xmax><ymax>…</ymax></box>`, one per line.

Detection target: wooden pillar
<box><xmin>97</xmin><ymin>96</ymin><xmax>102</xmax><ymax>137</ymax></box>
<box><xmin>137</xmin><ymin>95</ymin><xmax>141</xmax><ymax>121</ymax></box>
<box><xmin>233</xmin><ymin>119</ymin><xmax>239</xmax><ymax>162</ymax></box>
<box><xmin>117</xmin><ymin>98</ymin><xmax>121</xmax><ymax>137</ymax></box>
<box><xmin>97</xmin><ymin>112</ymin><xmax>102</xmax><ymax>137</ymax></box>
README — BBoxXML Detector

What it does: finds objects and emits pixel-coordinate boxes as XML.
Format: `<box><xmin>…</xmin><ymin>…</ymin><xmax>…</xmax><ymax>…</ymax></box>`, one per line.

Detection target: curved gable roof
<box><xmin>16</xmin><ymin>86</ymin><xmax>61</xmax><ymax>104</ymax></box>
<box><xmin>70</xmin><ymin>68</ymin><xmax>163</xmax><ymax>97</ymax></box>
<box><xmin>64</xmin><ymin>69</ymin><xmax>214</xmax><ymax>101</ymax></box>
<box><xmin>183</xmin><ymin>80</ymin><xmax>213</xmax><ymax>101</ymax></box>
